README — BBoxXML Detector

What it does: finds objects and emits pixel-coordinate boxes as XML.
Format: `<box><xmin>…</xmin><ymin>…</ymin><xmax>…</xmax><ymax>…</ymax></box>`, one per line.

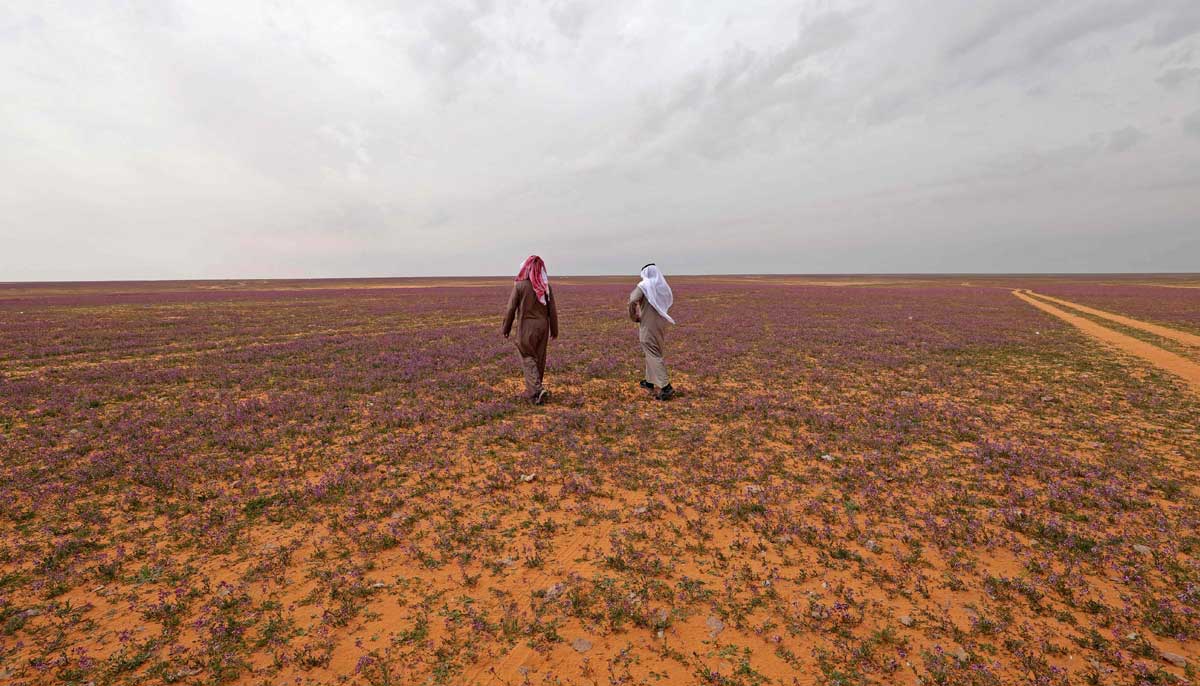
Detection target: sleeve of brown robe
<box><xmin>547</xmin><ymin>287</ymin><xmax>559</xmax><ymax>339</ymax></box>
<box><xmin>501</xmin><ymin>283</ymin><xmax>520</xmax><ymax>337</ymax></box>
<box><xmin>628</xmin><ymin>285</ymin><xmax>642</xmax><ymax>322</ymax></box>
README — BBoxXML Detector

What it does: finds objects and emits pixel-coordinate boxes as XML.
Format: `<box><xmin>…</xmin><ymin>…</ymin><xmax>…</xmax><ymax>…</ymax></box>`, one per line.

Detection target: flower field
<box><xmin>1</xmin><ymin>276</ymin><xmax>1197</xmax><ymax>686</ymax></box>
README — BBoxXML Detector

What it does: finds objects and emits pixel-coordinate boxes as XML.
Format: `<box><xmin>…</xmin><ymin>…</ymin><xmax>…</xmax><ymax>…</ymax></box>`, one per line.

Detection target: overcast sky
<box><xmin>3</xmin><ymin>1</ymin><xmax>1199</xmax><ymax>280</ymax></box>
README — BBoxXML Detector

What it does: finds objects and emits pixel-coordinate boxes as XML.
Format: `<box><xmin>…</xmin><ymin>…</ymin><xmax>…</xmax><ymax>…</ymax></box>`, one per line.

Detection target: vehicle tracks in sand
<box><xmin>1013</xmin><ymin>290</ymin><xmax>1200</xmax><ymax>392</ymax></box>
<box><xmin>1025</xmin><ymin>291</ymin><xmax>1200</xmax><ymax>349</ymax></box>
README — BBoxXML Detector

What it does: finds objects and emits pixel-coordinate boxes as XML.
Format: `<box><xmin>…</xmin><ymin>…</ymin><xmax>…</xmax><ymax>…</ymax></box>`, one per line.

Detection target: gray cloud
<box><xmin>1142</xmin><ymin>1</ymin><xmax>1200</xmax><ymax>47</ymax></box>
<box><xmin>1157</xmin><ymin>66</ymin><xmax>1200</xmax><ymax>89</ymax></box>
<box><xmin>1184</xmin><ymin>109</ymin><xmax>1200</xmax><ymax>138</ymax></box>
<box><xmin>1107</xmin><ymin>125</ymin><xmax>1145</xmax><ymax>152</ymax></box>
<box><xmin>1</xmin><ymin>0</ymin><xmax>1198</xmax><ymax>280</ymax></box>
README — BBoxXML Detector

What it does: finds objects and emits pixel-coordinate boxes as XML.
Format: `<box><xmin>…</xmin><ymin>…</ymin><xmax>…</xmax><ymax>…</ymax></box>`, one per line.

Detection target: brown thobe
<box><xmin>502</xmin><ymin>279</ymin><xmax>558</xmax><ymax>398</ymax></box>
<box><xmin>629</xmin><ymin>285</ymin><xmax>670</xmax><ymax>387</ymax></box>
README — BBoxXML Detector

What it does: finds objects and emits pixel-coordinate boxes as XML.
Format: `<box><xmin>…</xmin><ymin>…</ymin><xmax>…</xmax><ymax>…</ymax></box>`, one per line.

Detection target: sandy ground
<box><xmin>1013</xmin><ymin>290</ymin><xmax>1200</xmax><ymax>391</ymax></box>
<box><xmin>3</xmin><ymin>276</ymin><xmax>1198</xmax><ymax>686</ymax></box>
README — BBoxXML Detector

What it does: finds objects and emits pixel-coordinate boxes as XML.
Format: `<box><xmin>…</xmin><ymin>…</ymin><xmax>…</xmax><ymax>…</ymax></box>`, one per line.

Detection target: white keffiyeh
<box><xmin>638</xmin><ymin>264</ymin><xmax>675</xmax><ymax>324</ymax></box>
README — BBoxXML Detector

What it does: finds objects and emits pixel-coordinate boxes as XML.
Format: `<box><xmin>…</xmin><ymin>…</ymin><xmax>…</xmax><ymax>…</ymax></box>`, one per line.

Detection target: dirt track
<box><xmin>1014</xmin><ymin>290</ymin><xmax>1200</xmax><ymax>392</ymax></box>
<box><xmin>1027</xmin><ymin>291</ymin><xmax>1200</xmax><ymax>348</ymax></box>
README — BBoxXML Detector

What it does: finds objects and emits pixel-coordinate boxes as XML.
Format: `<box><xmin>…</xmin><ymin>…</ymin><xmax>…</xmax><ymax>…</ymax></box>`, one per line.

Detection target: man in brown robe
<box><xmin>502</xmin><ymin>255</ymin><xmax>558</xmax><ymax>404</ymax></box>
<box><xmin>628</xmin><ymin>263</ymin><xmax>675</xmax><ymax>401</ymax></box>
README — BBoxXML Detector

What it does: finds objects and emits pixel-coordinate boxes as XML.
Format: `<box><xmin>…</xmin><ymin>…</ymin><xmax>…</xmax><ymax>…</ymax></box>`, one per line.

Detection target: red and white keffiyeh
<box><xmin>515</xmin><ymin>255</ymin><xmax>549</xmax><ymax>305</ymax></box>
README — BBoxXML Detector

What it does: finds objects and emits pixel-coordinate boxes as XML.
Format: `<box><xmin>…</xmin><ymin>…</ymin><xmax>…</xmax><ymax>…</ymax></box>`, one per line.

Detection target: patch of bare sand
<box><xmin>1014</xmin><ymin>290</ymin><xmax>1200</xmax><ymax>392</ymax></box>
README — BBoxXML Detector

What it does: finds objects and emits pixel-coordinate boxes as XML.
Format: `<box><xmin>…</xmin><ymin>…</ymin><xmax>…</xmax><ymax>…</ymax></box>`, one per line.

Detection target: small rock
<box><xmin>520</xmin><ymin>473</ymin><xmax>537</xmax><ymax>483</ymax></box>
<box><xmin>1161</xmin><ymin>651</ymin><xmax>1187</xmax><ymax>668</ymax></box>
<box><xmin>821</xmin><ymin>454</ymin><xmax>835</xmax><ymax>462</ymax></box>
<box><xmin>544</xmin><ymin>583</ymin><xmax>565</xmax><ymax>600</ymax></box>
<box><xmin>369</xmin><ymin>582</ymin><xmax>387</xmax><ymax>589</ymax></box>
<box><xmin>631</xmin><ymin>506</ymin><xmax>648</xmax><ymax>516</ymax></box>
<box><xmin>899</xmin><ymin>615</ymin><xmax>914</xmax><ymax>627</ymax></box>
<box><xmin>775</xmin><ymin>534</ymin><xmax>793</xmax><ymax>545</ymax></box>
<box><xmin>951</xmin><ymin>647</ymin><xmax>969</xmax><ymax>662</ymax></box>
<box><xmin>706</xmin><ymin>615</ymin><xmax>725</xmax><ymax>637</ymax></box>
<box><xmin>810</xmin><ymin>607</ymin><xmax>829</xmax><ymax>620</ymax></box>
<box><xmin>865</xmin><ymin>539</ymin><xmax>880</xmax><ymax>553</ymax></box>
<box><xmin>572</xmin><ymin>637</ymin><xmax>592</xmax><ymax>653</ymax></box>
<box><xmin>1126</xmin><ymin>632</ymin><xmax>1139</xmax><ymax>641</ymax></box>
<box><xmin>1132</xmin><ymin>544</ymin><xmax>1153</xmax><ymax>556</ymax></box>
<box><xmin>744</xmin><ymin>484</ymin><xmax>764</xmax><ymax>495</ymax></box>
<box><xmin>69</xmin><ymin>429</ymin><xmax>82</xmax><ymax>437</ymax></box>
<box><xmin>496</xmin><ymin>557</ymin><xmax>516</xmax><ymax>567</ymax></box>
<box><xmin>21</xmin><ymin>608</ymin><xmax>42</xmax><ymax>618</ymax></box>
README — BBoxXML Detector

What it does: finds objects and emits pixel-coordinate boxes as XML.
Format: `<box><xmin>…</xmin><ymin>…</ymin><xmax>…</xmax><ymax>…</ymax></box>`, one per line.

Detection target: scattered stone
<box><xmin>369</xmin><ymin>582</ymin><xmax>387</xmax><ymax>589</ymax></box>
<box><xmin>496</xmin><ymin>557</ymin><xmax>517</xmax><ymax>567</ymax></box>
<box><xmin>899</xmin><ymin>615</ymin><xmax>914</xmax><ymax>627</ymax></box>
<box><xmin>69</xmin><ymin>429</ymin><xmax>82</xmax><ymax>437</ymax></box>
<box><xmin>810</xmin><ymin>607</ymin><xmax>829</xmax><ymax>620</ymax></box>
<box><xmin>951</xmin><ymin>647</ymin><xmax>969</xmax><ymax>662</ymax></box>
<box><xmin>21</xmin><ymin>608</ymin><xmax>42</xmax><ymax>618</ymax></box>
<box><xmin>520</xmin><ymin>473</ymin><xmax>537</xmax><ymax>483</ymax></box>
<box><xmin>706</xmin><ymin>615</ymin><xmax>725</xmax><ymax>637</ymax></box>
<box><xmin>631</xmin><ymin>506</ymin><xmax>648</xmax><ymax>516</ymax></box>
<box><xmin>775</xmin><ymin>534</ymin><xmax>793</xmax><ymax>545</ymax></box>
<box><xmin>1126</xmin><ymin>632</ymin><xmax>1139</xmax><ymax>641</ymax></box>
<box><xmin>744</xmin><ymin>484</ymin><xmax>764</xmax><ymax>495</ymax></box>
<box><xmin>572</xmin><ymin>637</ymin><xmax>592</xmax><ymax>653</ymax></box>
<box><xmin>544</xmin><ymin>583</ymin><xmax>565</xmax><ymax>600</ymax></box>
<box><xmin>1132</xmin><ymin>544</ymin><xmax>1153</xmax><ymax>556</ymax></box>
<box><xmin>821</xmin><ymin>454</ymin><xmax>835</xmax><ymax>462</ymax></box>
<box><xmin>1161</xmin><ymin>651</ymin><xmax>1187</xmax><ymax>668</ymax></box>
<box><xmin>865</xmin><ymin>539</ymin><xmax>880</xmax><ymax>553</ymax></box>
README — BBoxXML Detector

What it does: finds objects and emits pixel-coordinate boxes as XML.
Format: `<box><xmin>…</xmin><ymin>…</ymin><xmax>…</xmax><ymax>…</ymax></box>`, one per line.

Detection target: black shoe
<box><xmin>534</xmin><ymin>389</ymin><xmax>549</xmax><ymax>405</ymax></box>
<box><xmin>639</xmin><ymin>380</ymin><xmax>654</xmax><ymax>391</ymax></box>
<box><xmin>655</xmin><ymin>384</ymin><xmax>674</xmax><ymax>401</ymax></box>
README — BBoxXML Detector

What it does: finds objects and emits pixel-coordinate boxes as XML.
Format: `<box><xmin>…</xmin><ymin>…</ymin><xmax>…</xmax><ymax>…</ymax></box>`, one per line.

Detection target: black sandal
<box><xmin>655</xmin><ymin>384</ymin><xmax>674</xmax><ymax>401</ymax></box>
<box><xmin>639</xmin><ymin>380</ymin><xmax>654</xmax><ymax>391</ymax></box>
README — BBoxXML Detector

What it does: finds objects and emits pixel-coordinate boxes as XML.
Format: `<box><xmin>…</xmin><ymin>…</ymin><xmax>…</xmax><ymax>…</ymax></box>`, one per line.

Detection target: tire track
<box><xmin>1013</xmin><ymin>290</ymin><xmax>1200</xmax><ymax>392</ymax></box>
<box><xmin>1024</xmin><ymin>290</ymin><xmax>1200</xmax><ymax>348</ymax></box>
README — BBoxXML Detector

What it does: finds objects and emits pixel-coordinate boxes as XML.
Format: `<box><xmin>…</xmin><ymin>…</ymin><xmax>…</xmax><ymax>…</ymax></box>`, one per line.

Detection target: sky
<box><xmin>2</xmin><ymin>0</ymin><xmax>1200</xmax><ymax>280</ymax></box>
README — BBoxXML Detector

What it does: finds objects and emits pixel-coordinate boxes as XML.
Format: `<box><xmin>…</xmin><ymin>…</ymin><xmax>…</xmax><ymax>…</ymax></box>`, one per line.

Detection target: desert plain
<box><xmin>1</xmin><ymin>275</ymin><xmax>1198</xmax><ymax>685</ymax></box>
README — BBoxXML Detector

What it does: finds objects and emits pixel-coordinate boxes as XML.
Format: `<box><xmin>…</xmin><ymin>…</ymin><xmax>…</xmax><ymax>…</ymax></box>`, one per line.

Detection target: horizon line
<box><xmin>2</xmin><ymin>271</ymin><xmax>1199</xmax><ymax>286</ymax></box>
